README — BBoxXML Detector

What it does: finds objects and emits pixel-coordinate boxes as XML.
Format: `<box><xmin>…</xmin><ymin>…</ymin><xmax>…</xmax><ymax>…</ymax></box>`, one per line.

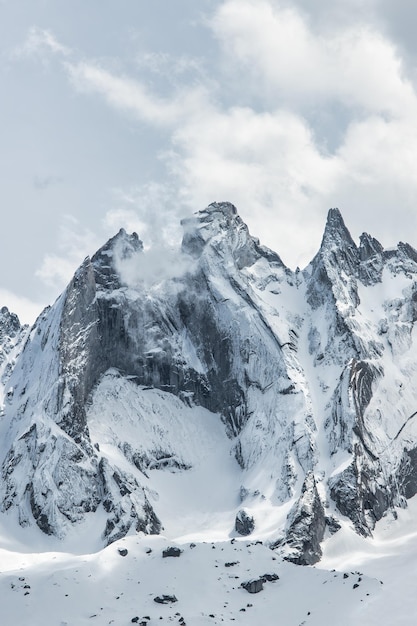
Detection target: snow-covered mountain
<box><xmin>2</xmin><ymin>202</ymin><xmax>417</xmax><ymax>570</ymax></box>
<box><xmin>0</xmin><ymin>306</ymin><xmax>28</xmax><ymax>405</ymax></box>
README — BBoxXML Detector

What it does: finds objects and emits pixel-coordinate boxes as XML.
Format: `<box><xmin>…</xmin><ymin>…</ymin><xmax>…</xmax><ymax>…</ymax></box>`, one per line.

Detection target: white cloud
<box><xmin>23</xmin><ymin>6</ymin><xmax>417</xmax><ymax>273</ymax></box>
<box><xmin>168</xmin><ymin>106</ymin><xmax>342</xmax><ymax>266</ymax></box>
<box><xmin>135</xmin><ymin>51</ymin><xmax>205</xmax><ymax>79</ymax></box>
<box><xmin>36</xmin><ymin>216</ymin><xmax>100</xmax><ymax>289</ymax></box>
<box><xmin>103</xmin><ymin>208</ymin><xmax>147</xmax><ymax>238</ymax></box>
<box><xmin>114</xmin><ymin>243</ymin><xmax>195</xmax><ymax>290</ymax></box>
<box><xmin>211</xmin><ymin>0</ymin><xmax>417</xmax><ymax>118</ymax></box>
<box><xmin>36</xmin><ymin>254</ymin><xmax>80</xmax><ymax>289</ymax></box>
<box><xmin>35</xmin><ymin>185</ymin><xmax>192</xmax><ymax>294</ymax></box>
<box><xmin>67</xmin><ymin>61</ymin><xmax>211</xmax><ymax>127</ymax></box>
<box><xmin>104</xmin><ymin>184</ymin><xmax>197</xmax><ymax>289</ymax></box>
<box><xmin>14</xmin><ymin>26</ymin><xmax>71</xmax><ymax>61</ymax></box>
<box><xmin>33</xmin><ymin>174</ymin><xmax>63</xmax><ymax>190</ymax></box>
<box><xmin>162</xmin><ymin>0</ymin><xmax>417</xmax><ymax>261</ymax></box>
<box><xmin>105</xmin><ymin>182</ymin><xmax>191</xmax><ymax>249</ymax></box>
<box><xmin>0</xmin><ymin>289</ymin><xmax>43</xmax><ymax>326</ymax></box>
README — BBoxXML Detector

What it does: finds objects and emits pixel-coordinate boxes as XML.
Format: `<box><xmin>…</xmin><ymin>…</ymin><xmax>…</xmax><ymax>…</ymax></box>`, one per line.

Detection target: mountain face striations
<box><xmin>2</xmin><ymin>202</ymin><xmax>417</xmax><ymax>564</ymax></box>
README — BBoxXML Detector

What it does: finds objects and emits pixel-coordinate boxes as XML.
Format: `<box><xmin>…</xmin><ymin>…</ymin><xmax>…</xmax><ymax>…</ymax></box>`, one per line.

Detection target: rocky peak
<box><xmin>359</xmin><ymin>233</ymin><xmax>384</xmax><ymax>262</ymax></box>
<box><xmin>358</xmin><ymin>233</ymin><xmax>384</xmax><ymax>285</ymax></box>
<box><xmin>181</xmin><ymin>202</ymin><xmax>261</xmax><ymax>269</ymax></box>
<box><xmin>309</xmin><ymin>208</ymin><xmax>359</xmax><ymax>275</ymax></box>
<box><xmin>91</xmin><ymin>228</ymin><xmax>143</xmax><ymax>290</ymax></box>
<box><xmin>396</xmin><ymin>242</ymin><xmax>417</xmax><ymax>266</ymax></box>
<box><xmin>306</xmin><ymin>209</ymin><xmax>360</xmax><ymax>309</ymax></box>
<box><xmin>320</xmin><ymin>208</ymin><xmax>358</xmax><ymax>259</ymax></box>
<box><xmin>0</xmin><ymin>306</ymin><xmax>25</xmax><ymax>378</ymax></box>
<box><xmin>0</xmin><ymin>306</ymin><xmax>21</xmax><ymax>341</ymax></box>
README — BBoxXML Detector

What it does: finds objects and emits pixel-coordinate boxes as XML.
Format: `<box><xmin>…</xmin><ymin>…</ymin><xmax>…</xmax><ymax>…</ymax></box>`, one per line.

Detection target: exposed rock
<box><xmin>358</xmin><ymin>233</ymin><xmax>384</xmax><ymax>285</ymax></box>
<box><xmin>235</xmin><ymin>509</ymin><xmax>255</xmax><ymax>536</ymax></box>
<box><xmin>154</xmin><ymin>594</ymin><xmax>178</xmax><ymax>604</ymax></box>
<box><xmin>241</xmin><ymin>578</ymin><xmax>264</xmax><ymax>594</ymax></box>
<box><xmin>325</xmin><ymin>516</ymin><xmax>342</xmax><ymax>536</ymax></box>
<box><xmin>162</xmin><ymin>547</ymin><xmax>182</xmax><ymax>558</ymax></box>
<box><xmin>100</xmin><ymin>458</ymin><xmax>161</xmax><ymax>545</ymax></box>
<box><xmin>0</xmin><ymin>306</ymin><xmax>28</xmax><ymax>386</ymax></box>
<box><xmin>261</xmin><ymin>573</ymin><xmax>279</xmax><ymax>582</ymax></box>
<box><xmin>280</xmin><ymin>472</ymin><xmax>326</xmax><ymax>565</ymax></box>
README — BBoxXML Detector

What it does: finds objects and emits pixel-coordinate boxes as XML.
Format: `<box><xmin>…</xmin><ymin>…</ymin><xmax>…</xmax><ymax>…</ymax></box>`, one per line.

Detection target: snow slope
<box><xmin>2</xmin><ymin>508</ymin><xmax>417</xmax><ymax>625</ymax></box>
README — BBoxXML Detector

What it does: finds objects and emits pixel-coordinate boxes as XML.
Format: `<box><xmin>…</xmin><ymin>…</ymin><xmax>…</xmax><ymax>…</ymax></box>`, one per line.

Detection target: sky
<box><xmin>1</xmin><ymin>0</ymin><xmax>417</xmax><ymax>323</ymax></box>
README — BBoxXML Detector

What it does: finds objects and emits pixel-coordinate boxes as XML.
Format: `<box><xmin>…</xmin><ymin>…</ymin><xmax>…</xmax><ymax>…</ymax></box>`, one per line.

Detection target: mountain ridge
<box><xmin>1</xmin><ymin>202</ymin><xmax>417</xmax><ymax>565</ymax></box>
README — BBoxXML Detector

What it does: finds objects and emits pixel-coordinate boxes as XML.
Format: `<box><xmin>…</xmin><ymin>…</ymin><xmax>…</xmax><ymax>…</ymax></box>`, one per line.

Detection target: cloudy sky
<box><xmin>1</xmin><ymin>0</ymin><xmax>417</xmax><ymax>323</ymax></box>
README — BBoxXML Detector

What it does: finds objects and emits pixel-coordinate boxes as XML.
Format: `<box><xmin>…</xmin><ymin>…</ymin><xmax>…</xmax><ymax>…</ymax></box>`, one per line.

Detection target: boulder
<box><xmin>162</xmin><ymin>546</ymin><xmax>182</xmax><ymax>558</ymax></box>
<box><xmin>241</xmin><ymin>578</ymin><xmax>264</xmax><ymax>594</ymax></box>
<box><xmin>235</xmin><ymin>509</ymin><xmax>255</xmax><ymax>536</ymax></box>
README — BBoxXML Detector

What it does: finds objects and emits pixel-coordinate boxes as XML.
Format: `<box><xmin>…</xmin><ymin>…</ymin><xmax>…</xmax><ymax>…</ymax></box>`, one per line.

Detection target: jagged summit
<box><xmin>181</xmin><ymin>201</ymin><xmax>258</xmax><ymax>268</ymax></box>
<box><xmin>182</xmin><ymin>201</ymin><xmax>284</xmax><ymax>269</ymax></box>
<box><xmin>91</xmin><ymin>227</ymin><xmax>143</xmax><ymax>263</ymax></box>
<box><xmin>323</xmin><ymin>206</ymin><xmax>353</xmax><ymax>235</ymax></box>
<box><xmin>359</xmin><ymin>232</ymin><xmax>384</xmax><ymax>260</ymax></box>
<box><xmin>90</xmin><ymin>228</ymin><xmax>143</xmax><ymax>290</ymax></box>
<box><xmin>306</xmin><ymin>208</ymin><xmax>360</xmax><ymax>310</ymax></box>
<box><xmin>320</xmin><ymin>207</ymin><xmax>357</xmax><ymax>250</ymax></box>
<box><xmin>358</xmin><ymin>233</ymin><xmax>385</xmax><ymax>285</ymax></box>
<box><xmin>0</xmin><ymin>306</ymin><xmax>21</xmax><ymax>341</ymax></box>
<box><xmin>0</xmin><ymin>307</ymin><xmax>27</xmax><ymax>387</ymax></box>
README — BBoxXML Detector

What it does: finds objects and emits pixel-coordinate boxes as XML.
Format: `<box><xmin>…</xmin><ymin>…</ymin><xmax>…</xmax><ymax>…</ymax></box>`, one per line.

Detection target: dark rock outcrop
<box><xmin>154</xmin><ymin>595</ymin><xmax>178</xmax><ymax>604</ymax></box>
<box><xmin>280</xmin><ymin>473</ymin><xmax>326</xmax><ymax>565</ymax></box>
<box><xmin>162</xmin><ymin>547</ymin><xmax>182</xmax><ymax>558</ymax></box>
<box><xmin>235</xmin><ymin>509</ymin><xmax>255</xmax><ymax>536</ymax></box>
<box><xmin>241</xmin><ymin>578</ymin><xmax>264</xmax><ymax>594</ymax></box>
<box><xmin>325</xmin><ymin>516</ymin><xmax>342</xmax><ymax>536</ymax></box>
<box><xmin>261</xmin><ymin>573</ymin><xmax>279</xmax><ymax>582</ymax></box>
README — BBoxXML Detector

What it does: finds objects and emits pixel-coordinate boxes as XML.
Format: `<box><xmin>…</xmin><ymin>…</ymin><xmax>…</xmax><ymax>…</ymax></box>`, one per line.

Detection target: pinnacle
<box><xmin>321</xmin><ymin>208</ymin><xmax>356</xmax><ymax>250</ymax></box>
<box><xmin>359</xmin><ymin>233</ymin><xmax>383</xmax><ymax>262</ymax></box>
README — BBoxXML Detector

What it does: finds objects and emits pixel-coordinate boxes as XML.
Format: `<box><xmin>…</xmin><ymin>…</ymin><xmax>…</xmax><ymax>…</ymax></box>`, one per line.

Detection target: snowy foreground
<box><xmin>1</xmin><ymin>469</ymin><xmax>417</xmax><ymax>625</ymax></box>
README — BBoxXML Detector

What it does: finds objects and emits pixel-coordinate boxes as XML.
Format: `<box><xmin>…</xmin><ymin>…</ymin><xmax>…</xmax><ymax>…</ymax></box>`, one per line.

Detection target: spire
<box><xmin>306</xmin><ymin>208</ymin><xmax>360</xmax><ymax>308</ymax></box>
<box><xmin>359</xmin><ymin>233</ymin><xmax>383</xmax><ymax>262</ymax></box>
<box><xmin>321</xmin><ymin>208</ymin><xmax>357</xmax><ymax>251</ymax></box>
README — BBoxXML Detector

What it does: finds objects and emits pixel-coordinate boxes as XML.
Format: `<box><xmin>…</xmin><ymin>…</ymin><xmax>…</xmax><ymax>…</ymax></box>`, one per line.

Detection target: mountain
<box><xmin>0</xmin><ymin>306</ymin><xmax>28</xmax><ymax>411</ymax></box>
<box><xmin>2</xmin><ymin>202</ymin><xmax>417</xmax><ymax>567</ymax></box>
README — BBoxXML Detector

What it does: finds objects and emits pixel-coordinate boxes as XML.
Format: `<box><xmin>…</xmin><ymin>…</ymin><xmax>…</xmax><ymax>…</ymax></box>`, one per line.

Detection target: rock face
<box><xmin>162</xmin><ymin>547</ymin><xmax>182</xmax><ymax>558</ymax></box>
<box><xmin>2</xmin><ymin>203</ymin><xmax>417</xmax><ymax>560</ymax></box>
<box><xmin>0</xmin><ymin>306</ymin><xmax>28</xmax><ymax>391</ymax></box>
<box><xmin>235</xmin><ymin>509</ymin><xmax>255</xmax><ymax>536</ymax></box>
<box><xmin>154</xmin><ymin>595</ymin><xmax>178</xmax><ymax>604</ymax></box>
<box><xmin>281</xmin><ymin>473</ymin><xmax>326</xmax><ymax>565</ymax></box>
<box><xmin>241</xmin><ymin>578</ymin><xmax>264</xmax><ymax>594</ymax></box>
